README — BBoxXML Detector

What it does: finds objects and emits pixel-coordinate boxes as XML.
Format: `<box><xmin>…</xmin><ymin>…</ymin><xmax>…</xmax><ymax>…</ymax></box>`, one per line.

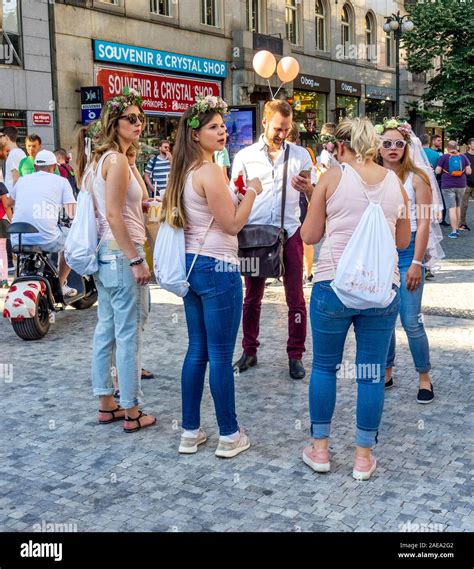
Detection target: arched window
<box><xmin>286</xmin><ymin>0</ymin><xmax>302</xmax><ymax>45</ymax></box>
<box><xmin>365</xmin><ymin>12</ymin><xmax>375</xmax><ymax>61</ymax></box>
<box><xmin>315</xmin><ymin>0</ymin><xmax>326</xmax><ymax>51</ymax></box>
<box><xmin>340</xmin><ymin>4</ymin><xmax>353</xmax><ymax>58</ymax></box>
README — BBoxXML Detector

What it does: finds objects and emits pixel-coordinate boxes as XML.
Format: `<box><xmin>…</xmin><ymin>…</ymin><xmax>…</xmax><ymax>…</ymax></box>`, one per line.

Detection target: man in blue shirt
<box><xmin>421</xmin><ymin>133</ymin><xmax>441</xmax><ymax>170</ymax></box>
<box><xmin>144</xmin><ymin>140</ymin><xmax>172</xmax><ymax>199</ymax></box>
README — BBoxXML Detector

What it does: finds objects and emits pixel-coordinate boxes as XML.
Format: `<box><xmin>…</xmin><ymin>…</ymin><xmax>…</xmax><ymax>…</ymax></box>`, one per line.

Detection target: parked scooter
<box><xmin>3</xmin><ymin>222</ymin><xmax>98</xmax><ymax>340</ymax></box>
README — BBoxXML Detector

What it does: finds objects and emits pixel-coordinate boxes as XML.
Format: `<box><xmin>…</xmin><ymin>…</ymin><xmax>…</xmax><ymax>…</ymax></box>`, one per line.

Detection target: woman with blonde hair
<box><xmin>301</xmin><ymin>117</ymin><xmax>411</xmax><ymax>480</ymax></box>
<box><xmin>161</xmin><ymin>96</ymin><xmax>262</xmax><ymax>458</ymax></box>
<box><xmin>377</xmin><ymin>119</ymin><xmax>436</xmax><ymax>403</ymax></box>
<box><xmin>76</xmin><ymin>87</ymin><xmax>156</xmax><ymax>433</ymax></box>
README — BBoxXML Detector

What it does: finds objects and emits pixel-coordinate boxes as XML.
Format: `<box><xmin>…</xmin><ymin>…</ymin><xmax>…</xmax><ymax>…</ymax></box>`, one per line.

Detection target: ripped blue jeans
<box><xmin>91</xmin><ymin>242</ymin><xmax>149</xmax><ymax>409</ymax></box>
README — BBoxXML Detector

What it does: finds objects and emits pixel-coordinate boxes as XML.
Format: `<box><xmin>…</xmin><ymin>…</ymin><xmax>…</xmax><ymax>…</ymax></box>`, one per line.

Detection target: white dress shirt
<box><xmin>231</xmin><ymin>135</ymin><xmax>316</xmax><ymax>238</ymax></box>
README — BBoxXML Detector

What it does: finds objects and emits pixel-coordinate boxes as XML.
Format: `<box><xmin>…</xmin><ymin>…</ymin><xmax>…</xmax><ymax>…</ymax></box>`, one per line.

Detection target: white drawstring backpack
<box><xmin>153</xmin><ymin>216</ymin><xmax>213</xmax><ymax>297</ymax></box>
<box><xmin>326</xmin><ymin>165</ymin><xmax>397</xmax><ymax>310</ymax></box>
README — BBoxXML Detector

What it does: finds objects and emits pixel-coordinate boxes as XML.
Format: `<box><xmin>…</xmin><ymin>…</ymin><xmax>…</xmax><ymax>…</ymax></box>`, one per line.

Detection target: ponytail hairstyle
<box><xmin>334</xmin><ymin>117</ymin><xmax>379</xmax><ymax>163</ymax></box>
<box><xmin>160</xmin><ymin>95</ymin><xmax>228</xmax><ymax>229</ymax></box>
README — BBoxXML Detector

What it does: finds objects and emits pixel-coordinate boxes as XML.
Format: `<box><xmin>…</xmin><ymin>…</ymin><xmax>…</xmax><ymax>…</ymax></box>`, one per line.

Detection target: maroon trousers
<box><xmin>242</xmin><ymin>228</ymin><xmax>307</xmax><ymax>360</ymax></box>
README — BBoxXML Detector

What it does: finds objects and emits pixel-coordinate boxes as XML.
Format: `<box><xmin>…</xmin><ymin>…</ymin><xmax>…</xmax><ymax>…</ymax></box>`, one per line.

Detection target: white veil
<box><xmin>409</xmin><ymin>132</ymin><xmax>445</xmax><ymax>271</ymax></box>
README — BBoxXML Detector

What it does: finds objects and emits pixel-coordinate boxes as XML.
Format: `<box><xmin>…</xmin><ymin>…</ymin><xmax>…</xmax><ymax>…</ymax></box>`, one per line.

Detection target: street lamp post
<box><xmin>383</xmin><ymin>11</ymin><xmax>414</xmax><ymax>117</ymax></box>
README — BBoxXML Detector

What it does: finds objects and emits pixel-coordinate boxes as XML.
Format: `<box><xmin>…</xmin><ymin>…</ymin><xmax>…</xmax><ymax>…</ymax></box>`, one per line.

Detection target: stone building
<box><xmin>2</xmin><ymin>0</ymin><xmax>428</xmax><ymax>152</ymax></box>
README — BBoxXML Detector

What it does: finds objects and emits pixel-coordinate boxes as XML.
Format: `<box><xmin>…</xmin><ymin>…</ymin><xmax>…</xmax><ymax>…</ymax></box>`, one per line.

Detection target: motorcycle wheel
<box><xmin>71</xmin><ymin>290</ymin><xmax>98</xmax><ymax>310</ymax></box>
<box><xmin>12</xmin><ymin>293</ymin><xmax>51</xmax><ymax>340</ymax></box>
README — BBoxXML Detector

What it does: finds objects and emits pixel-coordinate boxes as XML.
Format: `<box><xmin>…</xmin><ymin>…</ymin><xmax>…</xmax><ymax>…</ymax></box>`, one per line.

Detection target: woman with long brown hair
<box><xmin>377</xmin><ymin>118</ymin><xmax>435</xmax><ymax>404</ymax></box>
<box><xmin>76</xmin><ymin>87</ymin><xmax>156</xmax><ymax>433</ymax></box>
<box><xmin>161</xmin><ymin>96</ymin><xmax>262</xmax><ymax>458</ymax></box>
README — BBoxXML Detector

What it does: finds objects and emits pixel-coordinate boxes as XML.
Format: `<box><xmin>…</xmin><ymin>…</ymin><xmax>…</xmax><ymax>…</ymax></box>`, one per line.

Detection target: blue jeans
<box><xmin>309</xmin><ymin>281</ymin><xmax>400</xmax><ymax>448</ymax></box>
<box><xmin>182</xmin><ymin>254</ymin><xmax>242</xmax><ymax>436</ymax></box>
<box><xmin>386</xmin><ymin>232</ymin><xmax>431</xmax><ymax>374</ymax></box>
<box><xmin>91</xmin><ymin>242</ymin><xmax>150</xmax><ymax>409</ymax></box>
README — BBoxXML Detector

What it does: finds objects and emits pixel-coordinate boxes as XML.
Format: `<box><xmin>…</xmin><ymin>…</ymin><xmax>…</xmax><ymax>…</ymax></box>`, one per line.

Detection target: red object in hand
<box><xmin>234</xmin><ymin>174</ymin><xmax>246</xmax><ymax>195</ymax></box>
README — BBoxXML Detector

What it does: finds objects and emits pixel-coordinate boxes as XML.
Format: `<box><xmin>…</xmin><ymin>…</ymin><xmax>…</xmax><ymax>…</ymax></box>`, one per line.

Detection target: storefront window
<box><xmin>1</xmin><ymin>0</ymin><xmax>22</xmax><ymax>67</ymax></box>
<box><xmin>336</xmin><ymin>95</ymin><xmax>359</xmax><ymax>121</ymax></box>
<box><xmin>137</xmin><ymin>115</ymin><xmax>180</xmax><ymax>173</ymax></box>
<box><xmin>365</xmin><ymin>100</ymin><xmax>395</xmax><ymax>125</ymax></box>
<box><xmin>292</xmin><ymin>90</ymin><xmax>327</xmax><ymax>154</ymax></box>
<box><xmin>0</xmin><ymin>110</ymin><xmax>27</xmax><ymax>144</ymax></box>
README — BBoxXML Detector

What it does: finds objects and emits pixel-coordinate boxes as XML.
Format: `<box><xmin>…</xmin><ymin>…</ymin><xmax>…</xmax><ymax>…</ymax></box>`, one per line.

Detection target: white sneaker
<box><xmin>178</xmin><ymin>428</ymin><xmax>208</xmax><ymax>454</ymax></box>
<box><xmin>215</xmin><ymin>429</ymin><xmax>250</xmax><ymax>458</ymax></box>
<box><xmin>62</xmin><ymin>284</ymin><xmax>77</xmax><ymax>297</ymax></box>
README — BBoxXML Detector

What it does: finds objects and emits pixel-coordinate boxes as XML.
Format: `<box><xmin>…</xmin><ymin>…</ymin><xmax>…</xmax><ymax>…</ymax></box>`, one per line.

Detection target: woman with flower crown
<box><xmin>76</xmin><ymin>87</ymin><xmax>157</xmax><ymax>433</ymax></box>
<box><xmin>160</xmin><ymin>95</ymin><xmax>262</xmax><ymax>458</ymax></box>
<box><xmin>376</xmin><ymin>118</ymin><xmax>436</xmax><ymax>404</ymax></box>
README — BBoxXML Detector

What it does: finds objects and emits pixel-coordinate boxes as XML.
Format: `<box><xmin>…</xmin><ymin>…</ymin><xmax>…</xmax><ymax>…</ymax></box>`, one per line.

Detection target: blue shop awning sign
<box><xmin>94</xmin><ymin>40</ymin><xmax>227</xmax><ymax>79</ymax></box>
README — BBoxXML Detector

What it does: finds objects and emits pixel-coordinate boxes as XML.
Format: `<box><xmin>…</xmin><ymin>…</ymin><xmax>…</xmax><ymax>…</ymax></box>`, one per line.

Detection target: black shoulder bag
<box><xmin>237</xmin><ymin>145</ymin><xmax>290</xmax><ymax>278</ymax></box>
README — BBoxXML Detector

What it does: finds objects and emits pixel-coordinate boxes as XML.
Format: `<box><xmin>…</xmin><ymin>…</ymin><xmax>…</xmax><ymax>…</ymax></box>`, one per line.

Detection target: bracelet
<box><xmin>411</xmin><ymin>260</ymin><xmax>423</xmax><ymax>266</ymax></box>
<box><xmin>129</xmin><ymin>256</ymin><xmax>144</xmax><ymax>266</ymax></box>
<box><xmin>246</xmin><ymin>187</ymin><xmax>257</xmax><ymax>197</ymax></box>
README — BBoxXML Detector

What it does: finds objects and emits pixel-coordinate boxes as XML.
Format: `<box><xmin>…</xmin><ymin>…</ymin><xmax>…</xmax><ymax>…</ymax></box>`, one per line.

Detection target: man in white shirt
<box><xmin>231</xmin><ymin>100</ymin><xmax>316</xmax><ymax>380</ymax></box>
<box><xmin>7</xmin><ymin>150</ymin><xmax>78</xmax><ymax>297</ymax></box>
<box><xmin>1</xmin><ymin>126</ymin><xmax>26</xmax><ymax>192</ymax></box>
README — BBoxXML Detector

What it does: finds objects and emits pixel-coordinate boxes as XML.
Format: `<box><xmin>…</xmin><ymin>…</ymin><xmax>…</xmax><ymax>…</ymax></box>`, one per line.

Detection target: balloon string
<box><xmin>267</xmin><ymin>79</ymin><xmax>274</xmax><ymax>100</ymax></box>
<box><xmin>273</xmin><ymin>82</ymin><xmax>285</xmax><ymax>99</ymax></box>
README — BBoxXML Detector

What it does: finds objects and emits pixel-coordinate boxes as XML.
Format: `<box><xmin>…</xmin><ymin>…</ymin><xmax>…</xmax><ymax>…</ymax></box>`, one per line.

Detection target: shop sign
<box><xmin>94</xmin><ymin>40</ymin><xmax>227</xmax><ymax>79</ymax></box>
<box><xmin>294</xmin><ymin>74</ymin><xmax>330</xmax><ymax>93</ymax></box>
<box><xmin>303</xmin><ymin>110</ymin><xmax>317</xmax><ymax>134</ymax></box>
<box><xmin>365</xmin><ymin>85</ymin><xmax>396</xmax><ymax>101</ymax></box>
<box><xmin>95</xmin><ymin>66</ymin><xmax>221</xmax><ymax>116</ymax></box>
<box><xmin>335</xmin><ymin>80</ymin><xmax>361</xmax><ymax>97</ymax></box>
<box><xmin>32</xmin><ymin>113</ymin><xmax>52</xmax><ymax>126</ymax></box>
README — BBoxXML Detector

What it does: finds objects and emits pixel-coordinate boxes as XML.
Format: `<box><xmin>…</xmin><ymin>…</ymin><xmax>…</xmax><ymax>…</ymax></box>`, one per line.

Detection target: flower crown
<box><xmin>187</xmin><ymin>95</ymin><xmax>228</xmax><ymax>129</ymax></box>
<box><xmin>318</xmin><ymin>133</ymin><xmax>337</xmax><ymax>146</ymax></box>
<box><xmin>374</xmin><ymin>117</ymin><xmax>412</xmax><ymax>142</ymax></box>
<box><xmin>106</xmin><ymin>86</ymin><xmax>143</xmax><ymax>117</ymax></box>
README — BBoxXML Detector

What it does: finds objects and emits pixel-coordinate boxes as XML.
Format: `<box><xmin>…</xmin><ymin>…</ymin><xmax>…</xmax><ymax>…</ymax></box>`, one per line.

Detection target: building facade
<box><xmin>0</xmin><ymin>0</ymin><xmax>56</xmax><ymax>148</ymax></box>
<box><xmin>2</xmin><ymin>0</ymin><xmax>426</xmax><ymax>152</ymax></box>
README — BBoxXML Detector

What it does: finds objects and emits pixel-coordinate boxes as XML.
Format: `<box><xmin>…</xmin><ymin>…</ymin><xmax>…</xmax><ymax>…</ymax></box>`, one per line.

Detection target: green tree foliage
<box><xmin>404</xmin><ymin>0</ymin><xmax>474</xmax><ymax>141</ymax></box>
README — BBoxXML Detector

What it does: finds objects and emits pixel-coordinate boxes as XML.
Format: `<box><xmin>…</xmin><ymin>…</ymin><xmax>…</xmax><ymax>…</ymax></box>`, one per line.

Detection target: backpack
<box><xmin>153</xmin><ymin>216</ymin><xmax>213</xmax><ymax>297</ymax></box>
<box><xmin>64</xmin><ymin>156</ymin><xmax>109</xmax><ymax>276</ymax></box>
<box><xmin>327</xmin><ymin>166</ymin><xmax>397</xmax><ymax>310</ymax></box>
<box><xmin>444</xmin><ymin>154</ymin><xmax>465</xmax><ymax>177</ymax></box>
<box><xmin>59</xmin><ymin>163</ymin><xmax>79</xmax><ymax>197</ymax></box>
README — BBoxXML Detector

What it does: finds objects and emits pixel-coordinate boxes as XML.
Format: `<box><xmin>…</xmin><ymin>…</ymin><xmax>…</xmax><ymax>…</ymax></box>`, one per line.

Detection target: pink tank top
<box><xmin>315</xmin><ymin>163</ymin><xmax>404</xmax><ymax>287</ymax></box>
<box><xmin>183</xmin><ymin>170</ymin><xmax>239</xmax><ymax>265</ymax></box>
<box><xmin>93</xmin><ymin>151</ymin><xmax>146</xmax><ymax>245</ymax></box>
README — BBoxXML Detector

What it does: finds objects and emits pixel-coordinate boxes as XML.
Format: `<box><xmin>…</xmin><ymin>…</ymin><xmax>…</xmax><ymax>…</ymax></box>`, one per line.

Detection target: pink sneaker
<box><xmin>302</xmin><ymin>445</ymin><xmax>330</xmax><ymax>473</ymax></box>
<box><xmin>353</xmin><ymin>455</ymin><xmax>377</xmax><ymax>480</ymax></box>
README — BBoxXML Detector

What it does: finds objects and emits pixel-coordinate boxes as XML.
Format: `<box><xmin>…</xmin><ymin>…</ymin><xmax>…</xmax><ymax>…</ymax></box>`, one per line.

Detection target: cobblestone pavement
<box><xmin>0</xmin><ymin>206</ymin><xmax>473</xmax><ymax>533</ymax></box>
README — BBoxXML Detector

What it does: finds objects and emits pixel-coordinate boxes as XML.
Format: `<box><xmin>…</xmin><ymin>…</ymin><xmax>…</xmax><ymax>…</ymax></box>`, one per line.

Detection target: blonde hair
<box><xmin>160</xmin><ymin>107</ymin><xmax>222</xmax><ymax>229</ymax></box>
<box><xmin>263</xmin><ymin>100</ymin><xmax>292</xmax><ymax>122</ymax></box>
<box><xmin>321</xmin><ymin>122</ymin><xmax>336</xmax><ymax>136</ymax></box>
<box><xmin>334</xmin><ymin>117</ymin><xmax>378</xmax><ymax>162</ymax></box>
<box><xmin>380</xmin><ymin>128</ymin><xmax>430</xmax><ymax>187</ymax></box>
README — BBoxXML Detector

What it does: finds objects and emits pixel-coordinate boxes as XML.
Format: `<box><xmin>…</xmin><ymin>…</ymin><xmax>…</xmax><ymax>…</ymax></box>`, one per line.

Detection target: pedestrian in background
<box><xmin>76</xmin><ymin>87</ymin><xmax>156</xmax><ymax>434</ymax></box>
<box><xmin>435</xmin><ymin>141</ymin><xmax>472</xmax><ymax>238</ymax></box>
<box><xmin>161</xmin><ymin>95</ymin><xmax>262</xmax><ymax>458</ymax></box>
<box><xmin>460</xmin><ymin>137</ymin><xmax>474</xmax><ymax>231</ymax></box>
<box><xmin>18</xmin><ymin>134</ymin><xmax>43</xmax><ymax>177</ymax></box>
<box><xmin>1</xmin><ymin>126</ymin><xmax>25</xmax><ymax>191</ymax></box>
<box><xmin>301</xmin><ymin>117</ymin><xmax>410</xmax><ymax>480</ymax></box>
<box><xmin>144</xmin><ymin>139</ymin><xmax>172</xmax><ymax>199</ymax></box>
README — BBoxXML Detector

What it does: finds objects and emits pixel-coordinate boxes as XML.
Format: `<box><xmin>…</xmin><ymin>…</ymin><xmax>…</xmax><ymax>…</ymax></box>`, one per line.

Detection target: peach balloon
<box><xmin>252</xmin><ymin>50</ymin><xmax>277</xmax><ymax>79</ymax></box>
<box><xmin>276</xmin><ymin>57</ymin><xmax>300</xmax><ymax>83</ymax></box>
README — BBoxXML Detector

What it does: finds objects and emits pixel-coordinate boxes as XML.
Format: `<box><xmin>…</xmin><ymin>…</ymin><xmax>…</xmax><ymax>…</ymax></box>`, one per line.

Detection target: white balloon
<box><xmin>252</xmin><ymin>50</ymin><xmax>277</xmax><ymax>79</ymax></box>
<box><xmin>276</xmin><ymin>57</ymin><xmax>300</xmax><ymax>83</ymax></box>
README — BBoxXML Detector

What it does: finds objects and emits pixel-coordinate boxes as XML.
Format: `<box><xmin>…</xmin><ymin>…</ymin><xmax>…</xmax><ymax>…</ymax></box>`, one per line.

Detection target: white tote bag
<box><xmin>64</xmin><ymin>166</ymin><xmax>106</xmax><ymax>276</ymax></box>
<box><xmin>153</xmin><ymin>217</ymin><xmax>213</xmax><ymax>298</ymax></box>
<box><xmin>327</xmin><ymin>183</ymin><xmax>397</xmax><ymax>310</ymax></box>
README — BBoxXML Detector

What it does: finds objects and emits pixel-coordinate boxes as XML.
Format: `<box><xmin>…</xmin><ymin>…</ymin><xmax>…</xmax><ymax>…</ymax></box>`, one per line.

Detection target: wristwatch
<box><xmin>129</xmin><ymin>256</ymin><xmax>144</xmax><ymax>266</ymax></box>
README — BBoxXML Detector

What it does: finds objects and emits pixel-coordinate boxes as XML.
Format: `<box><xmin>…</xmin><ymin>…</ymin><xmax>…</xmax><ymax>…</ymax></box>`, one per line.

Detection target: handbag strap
<box><xmin>280</xmin><ymin>144</ymin><xmax>290</xmax><ymax>231</ymax></box>
<box><xmin>87</xmin><ymin>151</ymin><xmax>113</xmax><ymax>253</ymax></box>
<box><xmin>186</xmin><ymin>216</ymin><xmax>214</xmax><ymax>280</ymax></box>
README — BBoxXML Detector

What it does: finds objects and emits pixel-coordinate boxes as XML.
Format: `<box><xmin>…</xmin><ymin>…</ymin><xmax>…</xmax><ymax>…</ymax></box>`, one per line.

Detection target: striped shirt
<box><xmin>145</xmin><ymin>154</ymin><xmax>171</xmax><ymax>196</ymax></box>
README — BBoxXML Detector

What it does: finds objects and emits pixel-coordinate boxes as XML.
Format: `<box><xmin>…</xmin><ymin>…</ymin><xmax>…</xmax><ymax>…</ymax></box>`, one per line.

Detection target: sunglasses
<box><xmin>381</xmin><ymin>139</ymin><xmax>407</xmax><ymax>150</ymax></box>
<box><xmin>119</xmin><ymin>112</ymin><xmax>145</xmax><ymax>125</ymax></box>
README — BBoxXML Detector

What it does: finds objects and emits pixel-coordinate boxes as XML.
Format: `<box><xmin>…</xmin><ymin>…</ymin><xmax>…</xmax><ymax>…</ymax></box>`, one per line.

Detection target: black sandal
<box><xmin>123</xmin><ymin>410</ymin><xmax>156</xmax><ymax>433</ymax></box>
<box><xmin>98</xmin><ymin>406</ymin><xmax>125</xmax><ymax>424</ymax></box>
<box><xmin>141</xmin><ymin>368</ymin><xmax>155</xmax><ymax>379</ymax></box>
